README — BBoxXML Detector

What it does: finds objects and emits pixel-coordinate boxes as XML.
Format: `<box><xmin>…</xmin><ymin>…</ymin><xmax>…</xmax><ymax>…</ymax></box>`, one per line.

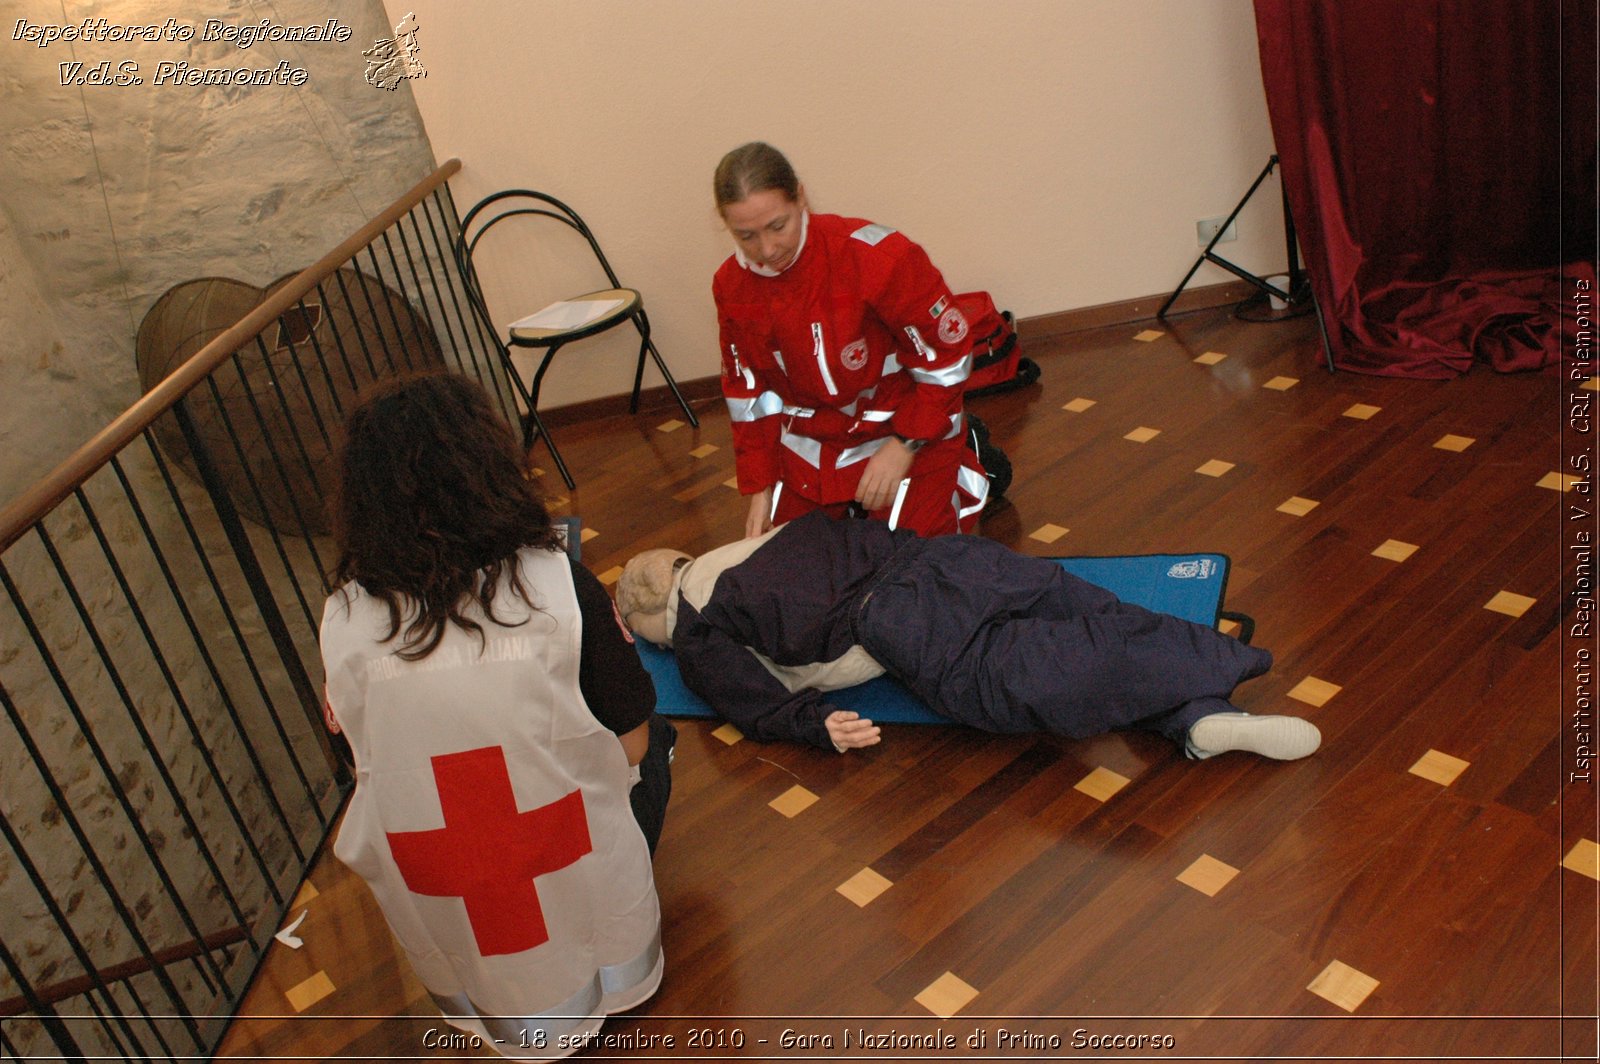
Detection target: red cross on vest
<box><xmin>386</xmin><ymin>745</ymin><xmax>593</xmax><ymax>957</ymax></box>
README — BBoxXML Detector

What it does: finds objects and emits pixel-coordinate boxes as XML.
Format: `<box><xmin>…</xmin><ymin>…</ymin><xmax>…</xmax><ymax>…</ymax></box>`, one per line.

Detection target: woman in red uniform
<box><xmin>712</xmin><ymin>142</ymin><xmax>989</xmax><ymax>538</ymax></box>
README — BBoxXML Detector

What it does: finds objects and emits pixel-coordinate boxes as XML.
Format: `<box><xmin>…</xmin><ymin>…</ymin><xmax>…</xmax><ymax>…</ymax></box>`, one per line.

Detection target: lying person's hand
<box><xmin>825</xmin><ymin>710</ymin><xmax>881</xmax><ymax>752</ymax></box>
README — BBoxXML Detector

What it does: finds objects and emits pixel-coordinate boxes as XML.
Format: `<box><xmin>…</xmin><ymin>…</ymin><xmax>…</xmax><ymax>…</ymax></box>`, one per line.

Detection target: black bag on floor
<box><xmin>966</xmin><ymin>412</ymin><xmax>1012</xmax><ymax>501</ymax></box>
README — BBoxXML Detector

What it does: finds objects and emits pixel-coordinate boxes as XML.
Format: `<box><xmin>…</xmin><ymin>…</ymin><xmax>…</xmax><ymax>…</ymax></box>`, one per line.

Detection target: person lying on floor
<box><xmin>615</xmin><ymin>511</ymin><xmax>1320</xmax><ymax>760</ymax></box>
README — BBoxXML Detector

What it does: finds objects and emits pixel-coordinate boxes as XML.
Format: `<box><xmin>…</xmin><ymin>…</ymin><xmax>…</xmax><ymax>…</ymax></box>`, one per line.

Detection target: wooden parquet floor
<box><xmin>217</xmin><ymin>304</ymin><xmax>1596</xmax><ymax>1061</ymax></box>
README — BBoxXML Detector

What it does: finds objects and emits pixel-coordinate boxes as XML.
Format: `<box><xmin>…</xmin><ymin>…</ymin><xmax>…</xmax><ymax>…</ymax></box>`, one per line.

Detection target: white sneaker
<box><xmin>1188</xmin><ymin>712</ymin><xmax>1321</xmax><ymax>761</ymax></box>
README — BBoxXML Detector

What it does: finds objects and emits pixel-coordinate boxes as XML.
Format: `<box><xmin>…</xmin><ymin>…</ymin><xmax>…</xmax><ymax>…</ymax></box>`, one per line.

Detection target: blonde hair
<box><xmin>615</xmin><ymin>549</ymin><xmax>691</xmax><ymax>630</ymax></box>
<box><xmin>713</xmin><ymin>142</ymin><xmax>800</xmax><ymax>214</ymax></box>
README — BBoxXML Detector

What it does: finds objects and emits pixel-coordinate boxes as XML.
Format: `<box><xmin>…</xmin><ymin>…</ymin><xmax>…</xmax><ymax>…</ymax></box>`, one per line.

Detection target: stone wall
<box><xmin>0</xmin><ymin>1</ymin><xmax>438</xmax><ymax>1055</ymax></box>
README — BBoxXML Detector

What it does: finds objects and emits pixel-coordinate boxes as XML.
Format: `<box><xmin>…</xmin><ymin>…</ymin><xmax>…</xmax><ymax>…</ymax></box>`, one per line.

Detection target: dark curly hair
<box><xmin>330</xmin><ymin>372</ymin><xmax>563</xmax><ymax>660</ymax></box>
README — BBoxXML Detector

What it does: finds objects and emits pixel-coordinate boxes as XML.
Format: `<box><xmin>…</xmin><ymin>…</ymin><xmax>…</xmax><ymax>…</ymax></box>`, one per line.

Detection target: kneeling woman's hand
<box><xmin>854</xmin><ymin>437</ymin><xmax>916</xmax><ymax>514</ymax></box>
<box><xmin>825</xmin><ymin>710</ymin><xmax>881</xmax><ymax>752</ymax></box>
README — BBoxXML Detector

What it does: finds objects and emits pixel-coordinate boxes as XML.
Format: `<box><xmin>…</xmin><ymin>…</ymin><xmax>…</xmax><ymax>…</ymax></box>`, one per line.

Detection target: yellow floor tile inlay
<box><xmin>1307</xmin><ymin>960</ymin><xmax>1379</xmax><ymax>1013</ymax></box>
<box><xmin>1264</xmin><ymin>376</ymin><xmax>1299</xmax><ymax>391</ymax></box>
<box><xmin>656</xmin><ymin>419</ymin><xmax>686</xmax><ymax>433</ymax></box>
<box><xmin>1029</xmin><ymin>523</ymin><xmax>1069</xmax><ymax>544</ymax></box>
<box><xmin>836</xmin><ymin>867</ymin><xmax>893</xmax><ymax>907</ymax></box>
<box><xmin>712</xmin><ymin>723</ymin><xmax>744</xmax><ymax>745</ymax></box>
<box><xmin>1062</xmin><ymin>397</ymin><xmax>1097</xmax><ymax>413</ymax></box>
<box><xmin>1288</xmin><ymin>676</ymin><xmax>1341</xmax><ymax>708</ymax></box>
<box><xmin>1563</xmin><ymin>839</ymin><xmax>1600</xmax><ymax>880</ymax></box>
<box><xmin>1277</xmin><ymin>496</ymin><xmax>1320</xmax><ymax>517</ymax></box>
<box><xmin>689</xmin><ymin>443</ymin><xmax>719</xmax><ymax>458</ymax></box>
<box><xmin>1343</xmin><ymin>403</ymin><xmax>1381</xmax><ymax>420</ymax></box>
<box><xmin>1133</xmin><ymin>329</ymin><xmax>1165</xmax><ymax>342</ymax></box>
<box><xmin>1124</xmin><ymin>426</ymin><xmax>1162</xmax><ymax>443</ymax></box>
<box><xmin>290</xmin><ymin>880</ymin><xmax>320</xmax><ymax>908</ymax></box>
<box><xmin>1194</xmin><ymin>351</ymin><xmax>1228</xmax><ymax>366</ymax></box>
<box><xmin>1537</xmin><ymin>472</ymin><xmax>1584</xmax><ymax>492</ymax></box>
<box><xmin>579</xmin><ymin>527</ymin><xmax>599</xmax><ymax>543</ymax></box>
<box><xmin>1177</xmin><ymin>854</ymin><xmax>1240</xmax><ymax>897</ymax></box>
<box><xmin>1371</xmin><ymin>539</ymin><xmax>1418</xmax><ymax>563</ymax></box>
<box><xmin>1585</xmin><ymin>377</ymin><xmax>1600</xmax><ymax>392</ymax></box>
<box><xmin>285</xmin><ymin>970</ymin><xmax>336</xmax><ymax>1012</ymax></box>
<box><xmin>1195</xmin><ymin>459</ymin><xmax>1235</xmax><ymax>478</ymax></box>
<box><xmin>1484</xmin><ymin>590</ymin><xmax>1536</xmax><ymax>618</ymax></box>
<box><xmin>769</xmin><ymin>785</ymin><xmax>819</xmax><ymax>818</ymax></box>
<box><xmin>597</xmin><ymin>566</ymin><xmax>624</xmax><ymax>586</ymax></box>
<box><xmin>1218</xmin><ymin>617</ymin><xmax>1241</xmax><ymax>637</ymax></box>
<box><xmin>915</xmin><ymin>972</ymin><xmax>979</xmax><ymax>1019</ymax></box>
<box><xmin>1433</xmin><ymin>434</ymin><xmax>1475</xmax><ymax>452</ymax></box>
<box><xmin>1074</xmin><ymin>766</ymin><xmax>1131</xmax><ymax>802</ymax></box>
<box><xmin>724</xmin><ymin>476</ymin><xmax>740</xmax><ymax>490</ymax></box>
<box><xmin>1408</xmin><ymin>749</ymin><xmax>1470</xmax><ymax>787</ymax></box>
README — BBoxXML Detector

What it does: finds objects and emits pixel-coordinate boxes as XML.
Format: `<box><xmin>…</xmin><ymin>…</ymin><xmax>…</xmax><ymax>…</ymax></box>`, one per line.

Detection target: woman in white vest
<box><xmin>321</xmin><ymin>373</ymin><xmax>669</xmax><ymax>1059</ymax></box>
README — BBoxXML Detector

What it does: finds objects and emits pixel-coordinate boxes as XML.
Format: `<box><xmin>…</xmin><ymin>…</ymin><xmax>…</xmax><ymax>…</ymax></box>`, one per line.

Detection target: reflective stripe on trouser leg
<box><xmin>886</xmin><ymin>478</ymin><xmax>911</xmax><ymax>530</ymax></box>
<box><xmin>957</xmin><ymin>463</ymin><xmax>989</xmax><ymax>520</ymax></box>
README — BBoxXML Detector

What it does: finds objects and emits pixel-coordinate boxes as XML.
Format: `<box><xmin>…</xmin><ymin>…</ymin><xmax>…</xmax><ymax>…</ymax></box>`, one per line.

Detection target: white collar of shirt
<box><xmin>735</xmin><ymin>209</ymin><xmax>809</xmax><ymax>277</ymax></box>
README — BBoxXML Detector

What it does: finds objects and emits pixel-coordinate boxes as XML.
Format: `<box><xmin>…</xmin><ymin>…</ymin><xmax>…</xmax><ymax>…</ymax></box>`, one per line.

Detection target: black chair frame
<box><xmin>455</xmin><ymin>189</ymin><xmax>699</xmax><ymax>488</ymax></box>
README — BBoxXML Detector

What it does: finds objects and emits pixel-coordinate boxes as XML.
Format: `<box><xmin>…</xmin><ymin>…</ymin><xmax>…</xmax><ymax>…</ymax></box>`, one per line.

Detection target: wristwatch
<box><xmin>892</xmin><ymin>433</ymin><xmax>926</xmax><ymax>453</ymax></box>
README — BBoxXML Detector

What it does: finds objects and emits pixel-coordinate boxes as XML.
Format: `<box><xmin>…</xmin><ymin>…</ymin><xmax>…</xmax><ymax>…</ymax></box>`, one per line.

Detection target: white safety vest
<box><xmin>322</xmin><ymin>547</ymin><xmax>661</xmax><ymax>1058</ymax></box>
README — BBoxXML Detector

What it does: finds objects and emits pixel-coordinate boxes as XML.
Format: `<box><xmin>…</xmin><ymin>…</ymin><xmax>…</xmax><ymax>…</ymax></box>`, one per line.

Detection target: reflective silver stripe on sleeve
<box><xmin>944</xmin><ymin>412</ymin><xmax>964</xmax><ymax>439</ymax></box>
<box><xmin>780</xmin><ymin>428</ymin><xmax>824</xmax><ymax>469</ymax></box>
<box><xmin>729</xmin><ymin>342</ymin><xmax>743</xmax><ymax>377</ymax></box>
<box><xmin>811</xmin><ymin>322</ymin><xmax>838</xmax><ymax>395</ymax></box>
<box><xmin>857</xmin><ymin>408</ymin><xmax>896</xmax><ymax>423</ymax></box>
<box><xmin>782</xmin><ymin>404</ymin><xmax>816</xmax><ymax>417</ymax></box>
<box><xmin>850</xmin><ymin>222</ymin><xmax>897</xmax><ymax>245</ymax></box>
<box><xmin>903</xmin><ymin>326</ymin><xmax>936</xmax><ymax>361</ymax></box>
<box><xmin>909</xmin><ymin>354</ymin><xmax>973</xmax><ymax>387</ymax></box>
<box><xmin>770</xmin><ymin>481</ymin><xmax>784</xmax><ymax>519</ymax></box>
<box><xmin>835</xmin><ymin>436</ymin><xmax>890</xmax><ymax>468</ymax></box>
<box><xmin>882</xmin><ymin>352</ymin><xmax>901</xmax><ymax>376</ymax></box>
<box><xmin>726</xmin><ymin>390</ymin><xmax>785</xmax><ymax>422</ymax></box>
<box><xmin>772</xmin><ymin>349</ymin><xmax>787</xmax><ymax>374</ymax></box>
<box><xmin>741</xmin><ymin>366</ymin><xmax>756</xmax><ymax>390</ymax></box>
<box><xmin>841</xmin><ymin>382</ymin><xmax>883</xmax><ymax>419</ymax></box>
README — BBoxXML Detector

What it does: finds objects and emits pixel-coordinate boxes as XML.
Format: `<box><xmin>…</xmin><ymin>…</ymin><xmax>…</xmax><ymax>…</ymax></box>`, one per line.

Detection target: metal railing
<box><xmin>0</xmin><ymin>158</ymin><xmax>509</xmax><ymax>1060</ymax></box>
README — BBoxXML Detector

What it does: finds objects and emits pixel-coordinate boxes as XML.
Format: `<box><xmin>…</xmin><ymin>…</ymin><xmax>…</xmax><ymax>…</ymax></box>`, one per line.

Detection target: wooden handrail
<box><xmin>0</xmin><ymin>159</ymin><xmax>463</xmax><ymax>554</ymax></box>
<box><xmin>0</xmin><ymin>924</ymin><xmax>250</xmax><ymax>1016</ymax></box>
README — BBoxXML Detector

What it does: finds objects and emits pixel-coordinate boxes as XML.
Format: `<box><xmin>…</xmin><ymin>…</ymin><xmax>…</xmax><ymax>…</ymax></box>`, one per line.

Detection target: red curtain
<box><xmin>1253</xmin><ymin>0</ymin><xmax>1596</xmax><ymax>377</ymax></box>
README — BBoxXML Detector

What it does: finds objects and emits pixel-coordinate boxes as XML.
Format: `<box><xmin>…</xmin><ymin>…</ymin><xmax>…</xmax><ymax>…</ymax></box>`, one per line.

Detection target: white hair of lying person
<box><xmin>616</xmin><ymin>549</ymin><xmax>691</xmax><ymax>640</ymax></box>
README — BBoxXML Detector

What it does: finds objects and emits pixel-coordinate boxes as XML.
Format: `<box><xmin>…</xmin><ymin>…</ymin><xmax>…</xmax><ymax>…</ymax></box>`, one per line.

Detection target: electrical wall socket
<box><xmin>1196</xmin><ymin>216</ymin><xmax>1238</xmax><ymax>245</ymax></box>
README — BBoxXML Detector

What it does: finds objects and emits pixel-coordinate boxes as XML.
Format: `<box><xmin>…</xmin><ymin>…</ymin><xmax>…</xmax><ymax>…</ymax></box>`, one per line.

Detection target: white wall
<box><xmin>390</xmin><ymin>0</ymin><xmax>1285</xmax><ymax>407</ymax></box>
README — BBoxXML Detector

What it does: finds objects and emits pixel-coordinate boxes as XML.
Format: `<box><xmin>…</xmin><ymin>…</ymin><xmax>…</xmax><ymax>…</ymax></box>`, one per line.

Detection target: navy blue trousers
<box><xmin>854</xmin><ymin>537</ymin><xmax>1272</xmax><ymax>747</ymax></box>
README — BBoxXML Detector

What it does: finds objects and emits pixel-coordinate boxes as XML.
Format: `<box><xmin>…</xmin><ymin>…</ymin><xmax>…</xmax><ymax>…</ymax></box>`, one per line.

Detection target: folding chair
<box><xmin>455</xmin><ymin>189</ymin><xmax>699</xmax><ymax>488</ymax></box>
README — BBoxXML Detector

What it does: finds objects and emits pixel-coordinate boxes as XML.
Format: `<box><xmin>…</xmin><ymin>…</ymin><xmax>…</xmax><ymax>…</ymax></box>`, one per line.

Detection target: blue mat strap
<box><xmin>637</xmin><ymin>552</ymin><xmax>1233</xmax><ymax>724</ymax></box>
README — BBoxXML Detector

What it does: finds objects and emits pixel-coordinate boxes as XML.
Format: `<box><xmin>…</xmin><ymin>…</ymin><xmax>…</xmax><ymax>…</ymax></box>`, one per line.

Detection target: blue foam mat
<box><xmin>636</xmin><ymin>553</ymin><xmax>1231</xmax><ymax>723</ymax></box>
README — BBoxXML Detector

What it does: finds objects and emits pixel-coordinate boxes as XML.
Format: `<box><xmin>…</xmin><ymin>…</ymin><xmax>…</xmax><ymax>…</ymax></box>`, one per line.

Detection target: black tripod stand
<box><xmin>1157</xmin><ymin>154</ymin><xmax>1309</xmax><ymax>318</ymax></box>
<box><xmin>1157</xmin><ymin>155</ymin><xmax>1335</xmax><ymax>370</ymax></box>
